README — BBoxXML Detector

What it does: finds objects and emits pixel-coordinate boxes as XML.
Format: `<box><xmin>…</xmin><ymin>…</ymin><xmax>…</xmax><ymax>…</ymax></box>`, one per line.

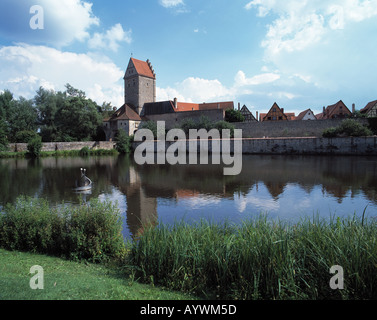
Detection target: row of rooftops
<box><xmin>243</xmin><ymin>99</ymin><xmax>377</xmax><ymax>122</ymax></box>
<box><xmin>105</xmin><ymin>97</ymin><xmax>377</xmax><ymax>124</ymax></box>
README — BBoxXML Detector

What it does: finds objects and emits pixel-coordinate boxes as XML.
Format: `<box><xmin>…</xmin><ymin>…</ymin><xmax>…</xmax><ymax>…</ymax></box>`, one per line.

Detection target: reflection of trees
<box><xmin>1</xmin><ymin>154</ymin><xmax>377</xmax><ymax>238</ymax></box>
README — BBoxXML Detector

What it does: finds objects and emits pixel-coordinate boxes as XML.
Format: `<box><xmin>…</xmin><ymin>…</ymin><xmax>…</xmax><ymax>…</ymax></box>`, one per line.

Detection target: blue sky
<box><xmin>0</xmin><ymin>0</ymin><xmax>377</xmax><ymax>116</ymax></box>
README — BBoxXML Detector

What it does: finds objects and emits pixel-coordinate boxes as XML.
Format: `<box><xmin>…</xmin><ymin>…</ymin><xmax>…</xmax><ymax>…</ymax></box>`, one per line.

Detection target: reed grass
<box><xmin>128</xmin><ymin>214</ymin><xmax>377</xmax><ymax>300</ymax></box>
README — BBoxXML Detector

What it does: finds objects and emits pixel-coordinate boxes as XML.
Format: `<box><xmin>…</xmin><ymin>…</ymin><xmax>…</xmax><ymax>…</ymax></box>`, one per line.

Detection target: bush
<box><xmin>79</xmin><ymin>146</ymin><xmax>90</xmax><ymax>156</ymax></box>
<box><xmin>322</xmin><ymin>119</ymin><xmax>373</xmax><ymax>138</ymax></box>
<box><xmin>0</xmin><ymin>197</ymin><xmax>125</xmax><ymax>263</ymax></box>
<box><xmin>213</xmin><ymin>120</ymin><xmax>235</xmax><ymax>137</ymax></box>
<box><xmin>178</xmin><ymin>117</ymin><xmax>236</xmax><ymax>137</ymax></box>
<box><xmin>27</xmin><ymin>136</ymin><xmax>42</xmax><ymax>158</ymax></box>
<box><xmin>115</xmin><ymin>130</ymin><xmax>133</xmax><ymax>154</ymax></box>
<box><xmin>322</xmin><ymin>127</ymin><xmax>339</xmax><ymax>138</ymax></box>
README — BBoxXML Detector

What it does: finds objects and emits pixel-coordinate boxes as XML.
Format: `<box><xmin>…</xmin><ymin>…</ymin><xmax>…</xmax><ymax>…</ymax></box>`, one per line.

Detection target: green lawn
<box><xmin>0</xmin><ymin>249</ymin><xmax>197</xmax><ymax>300</ymax></box>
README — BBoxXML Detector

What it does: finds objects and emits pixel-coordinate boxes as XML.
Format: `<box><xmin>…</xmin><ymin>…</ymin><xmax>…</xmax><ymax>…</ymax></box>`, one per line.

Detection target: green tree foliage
<box><xmin>35</xmin><ymin>84</ymin><xmax>103</xmax><ymax>142</ymax></box>
<box><xmin>225</xmin><ymin>108</ymin><xmax>245</xmax><ymax>123</ymax></box>
<box><xmin>0</xmin><ymin>90</ymin><xmax>38</xmax><ymax>144</ymax></box>
<box><xmin>115</xmin><ymin>129</ymin><xmax>133</xmax><ymax>154</ymax></box>
<box><xmin>27</xmin><ymin>136</ymin><xmax>42</xmax><ymax>158</ymax></box>
<box><xmin>322</xmin><ymin>119</ymin><xmax>373</xmax><ymax>138</ymax></box>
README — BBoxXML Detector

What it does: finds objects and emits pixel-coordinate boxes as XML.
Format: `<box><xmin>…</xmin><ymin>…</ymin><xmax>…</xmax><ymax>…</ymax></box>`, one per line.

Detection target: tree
<box><xmin>115</xmin><ymin>129</ymin><xmax>133</xmax><ymax>154</ymax></box>
<box><xmin>0</xmin><ymin>119</ymin><xmax>8</xmax><ymax>151</ymax></box>
<box><xmin>27</xmin><ymin>136</ymin><xmax>42</xmax><ymax>158</ymax></box>
<box><xmin>225</xmin><ymin>109</ymin><xmax>245</xmax><ymax>123</ymax></box>
<box><xmin>34</xmin><ymin>84</ymin><xmax>103</xmax><ymax>142</ymax></box>
<box><xmin>0</xmin><ymin>90</ymin><xmax>13</xmax><ymax>148</ymax></box>
<box><xmin>34</xmin><ymin>87</ymin><xmax>64</xmax><ymax>142</ymax></box>
<box><xmin>7</xmin><ymin>97</ymin><xmax>38</xmax><ymax>142</ymax></box>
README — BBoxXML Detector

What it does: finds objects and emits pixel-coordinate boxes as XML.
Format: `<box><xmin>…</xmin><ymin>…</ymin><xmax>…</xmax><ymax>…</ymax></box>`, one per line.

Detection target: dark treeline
<box><xmin>0</xmin><ymin>84</ymin><xmax>115</xmax><ymax>151</ymax></box>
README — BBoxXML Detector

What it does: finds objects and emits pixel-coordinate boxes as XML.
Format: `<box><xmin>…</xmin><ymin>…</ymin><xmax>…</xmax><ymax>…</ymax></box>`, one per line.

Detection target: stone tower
<box><xmin>123</xmin><ymin>58</ymin><xmax>156</xmax><ymax>115</ymax></box>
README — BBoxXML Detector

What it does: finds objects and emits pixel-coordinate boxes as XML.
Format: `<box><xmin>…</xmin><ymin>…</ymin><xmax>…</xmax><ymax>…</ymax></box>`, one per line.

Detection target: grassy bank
<box><xmin>128</xmin><ymin>216</ymin><xmax>377</xmax><ymax>300</ymax></box>
<box><xmin>1</xmin><ymin>196</ymin><xmax>377</xmax><ymax>300</ymax></box>
<box><xmin>0</xmin><ymin>248</ymin><xmax>196</xmax><ymax>300</ymax></box>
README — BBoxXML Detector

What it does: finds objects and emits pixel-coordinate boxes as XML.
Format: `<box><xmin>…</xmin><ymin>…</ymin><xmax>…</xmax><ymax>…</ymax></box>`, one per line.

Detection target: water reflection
<box><xmin>0</xmin><ymin>155</ymin><xmax>377</xmax><ymax>239</ymax></box>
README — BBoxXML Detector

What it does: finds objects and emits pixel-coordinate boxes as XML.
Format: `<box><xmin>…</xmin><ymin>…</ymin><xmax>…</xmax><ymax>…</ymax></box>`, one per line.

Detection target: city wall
<box><xmin>233</xmin><ymin>118</ymin><xmax>369</xmax><ymax>138</ymax></box>
<box><xmin>132</xmin><ymin>136</ymin><xmax>377</xmax><ymax>156</ymax></box>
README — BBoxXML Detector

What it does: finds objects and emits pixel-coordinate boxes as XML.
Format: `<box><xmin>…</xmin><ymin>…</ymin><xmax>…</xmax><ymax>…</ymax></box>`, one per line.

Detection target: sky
<box><xmin>0</xmin><ymin>0</ymin><xmax>377</xmax><ymax>116</ymax></box>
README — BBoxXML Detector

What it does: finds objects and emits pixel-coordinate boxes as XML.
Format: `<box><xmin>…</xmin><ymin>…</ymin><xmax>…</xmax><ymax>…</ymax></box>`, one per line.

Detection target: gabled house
<box><xmin>240</xmin><ymin>105</ymin><xmax>257</xmax><ymax>122</ymax></box>
<box><xmin>295</xmin><ymin>109</ymin><xmax>317</xmax><ymax>120</ymax></box>
<box><xmin>360</xmin><ymin>100</ymin><xmax>377</xmax><ymax>118</ymax></box>
<box><xmin>316</xmin><ymin>100</ymin><xmax>352</xmax><ymax>119</ymax></box>
<box><xmin>260</xmin><ymin>102</ymin><xmax>295</xmax><ymax>121</ymax></box>
<box><xmin>103</xmin><ymin>104</ymin><xmax>142</xmax><ymax>141</ymax></box>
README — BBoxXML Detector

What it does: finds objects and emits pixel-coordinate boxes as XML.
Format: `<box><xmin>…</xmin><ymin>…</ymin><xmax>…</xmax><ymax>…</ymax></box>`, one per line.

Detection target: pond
<box><xmin>1</xmin><ymin>154</ymin><xmax>377</xmax><ymax>239</ymax></box>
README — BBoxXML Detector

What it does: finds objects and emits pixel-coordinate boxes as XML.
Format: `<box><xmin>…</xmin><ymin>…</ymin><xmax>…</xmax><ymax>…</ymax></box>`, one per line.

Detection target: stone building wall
<box><xmin>9</xmin><ymin>141</ymin><xmax>116</xmax><ymax>153</ymax></box>
<box><xmin>145</xmin><ymin>109</ymin><xmax>225</xmax><ymax>129</ymax></box>
<box><xmin>234</xmin><ymin>118</ymin><xmax>369</xmax><ymax>138</ymax></box>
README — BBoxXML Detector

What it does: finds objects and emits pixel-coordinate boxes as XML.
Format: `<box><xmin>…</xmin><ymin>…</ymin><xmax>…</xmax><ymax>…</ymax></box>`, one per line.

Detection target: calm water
<box><xmin>1</xmin><ymin>155</ymin><xmax>377</xmax><ymax>239</ymax></box>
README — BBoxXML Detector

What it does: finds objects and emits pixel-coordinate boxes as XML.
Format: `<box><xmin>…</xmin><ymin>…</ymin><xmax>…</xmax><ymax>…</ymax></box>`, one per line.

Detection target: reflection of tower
<box><xmin>120</xmin><ymin>166</ymin><xmax>158</xmax><ymax>238</ymax></box>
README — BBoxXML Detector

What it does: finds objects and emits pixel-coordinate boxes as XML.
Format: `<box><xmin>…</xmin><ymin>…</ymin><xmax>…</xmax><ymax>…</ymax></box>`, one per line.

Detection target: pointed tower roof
<box><xmin>126</xmin><ymin>58</ymin><xmax>156</xmax><ymax>79</ymax></box>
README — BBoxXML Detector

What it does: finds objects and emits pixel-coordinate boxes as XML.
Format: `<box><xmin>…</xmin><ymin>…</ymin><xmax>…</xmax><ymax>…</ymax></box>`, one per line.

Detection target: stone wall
<box><xmin>9</xmin><ymin>141</ymin><xmax>116</xmax><ymax>153</ymax></box>
<box><xmin>145</xmin><ymin>109</ymin><xmax>225</xmax><ymax>129</ymax></box>
<box><xmin>234</xmin><ymin>118</ymin><xmax>369</xmax><ymax>138</ymax></box>
<box><xmin>132</xmin><ymin>136</ymin><xmax>377</xmax><ymax>156</ymax></box>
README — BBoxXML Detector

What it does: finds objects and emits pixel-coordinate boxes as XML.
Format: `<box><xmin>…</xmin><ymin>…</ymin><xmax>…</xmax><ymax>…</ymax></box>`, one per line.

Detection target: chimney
<box><xmin>352</xmin><ymin>103</ymin><xmax>356</xmax><ymax>113</ymax></box>
<box><xmin>281</xmin><ymin>108</ymin><xmax>284</xmax><ymax>114</ymax></box>
<box><xmin>238</xmin><ymin>103</ymin><xmax>240</xmax><ymax>111</ymax></box>
<box><xmin>323</xmin><ymin>106</ymin><xmax>326</xmax><ymax>115</ymax></box>
<box><xmin>174</xmin><ymin>97</ymin><xmax>178</xmax><ymax>109</ymax></box>
<box><xmin>256</xmin><ymin>111</ymin><xmax>259</xmax><ymax>121</ymax></box>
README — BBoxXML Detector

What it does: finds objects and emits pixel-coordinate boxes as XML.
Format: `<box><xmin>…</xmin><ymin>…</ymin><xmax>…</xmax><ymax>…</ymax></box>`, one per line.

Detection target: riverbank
<box><xmin>1</xmin><ymin>197</ymin><xmax>377</xmax><ymax>300</ymax></box>
<box><xmin>0</xmin><ymin>248</ymin><xmax>196</xmax><ymax>300</ymax></box>
<box><xmin>0</xmin><ymin>148</ymin><xmax>118</xmax><ymax>159</ymax></box>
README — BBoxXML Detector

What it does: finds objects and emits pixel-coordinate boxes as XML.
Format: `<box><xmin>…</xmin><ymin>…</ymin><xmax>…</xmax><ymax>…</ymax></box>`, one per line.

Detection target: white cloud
<box><xmin>245</xmin><ymin>0</ymin><xmax>377</xmax><ymax>106</ymax></box>
<box><xmin>0</xmin><ymin>0</ymin><xmax>100</xmax><ymax>46</ymax></box>
<box><xmin>159</xmin><ymin>0</ymin><xmax>184</xmax><ymax>8</ymax></box>
<box><xmin>88</xmin><ymin>23</ymin><xmax>132</xmax><ymax>52</ymax></box>
<box><xmin>41</xmin><ymin>0</ymin><xmax>100</xmax><ymax>44</ymax></box>
<box><xmin>158</xmin><ymin>77</ymin><xmax>234</xmax><ymax>103</ymax></box>
<box><xmin>247</xmin><ymin>0</ymin><xmax>377</xmax><ymax>57</ymax></box>
<box><xmin>234</xmin><ymin>70</ymin><xmax>280</xmax><ymax>86</ymax></box>
<box><xmin>0</xmin><ymin>44</ymin><xmax>124</xmax><ymax>106</ymax></box>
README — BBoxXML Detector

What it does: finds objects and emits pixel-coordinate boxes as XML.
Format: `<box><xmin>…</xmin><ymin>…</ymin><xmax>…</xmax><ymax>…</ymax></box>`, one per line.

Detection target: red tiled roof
<box><xmin>360</xmin><ymin>100</ymin><xmax>377</xmax><ymax>113</ymax></box>
<box><xmin>131</xmin><ymin>58</ymin><xmax>155</xmax><ymax>79</ymax></box>
<box><xmin>199</xmin><ymin>101</ymin><xmax>234</xmax><ymax>111</ymax></box>
<box><xmin>105</xmin><ymin>104</ymin><xmax>141</xmax><ymax>122</ymax></box>
<box><xmin>172</xmin><ymin>101</ymin><xmax>234</xmax><ymax>113</ymax></box>
<box><xmin>175</xmin><ymin>102</ymin><xmax>200</xmax><ymax>112</ymax></box>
